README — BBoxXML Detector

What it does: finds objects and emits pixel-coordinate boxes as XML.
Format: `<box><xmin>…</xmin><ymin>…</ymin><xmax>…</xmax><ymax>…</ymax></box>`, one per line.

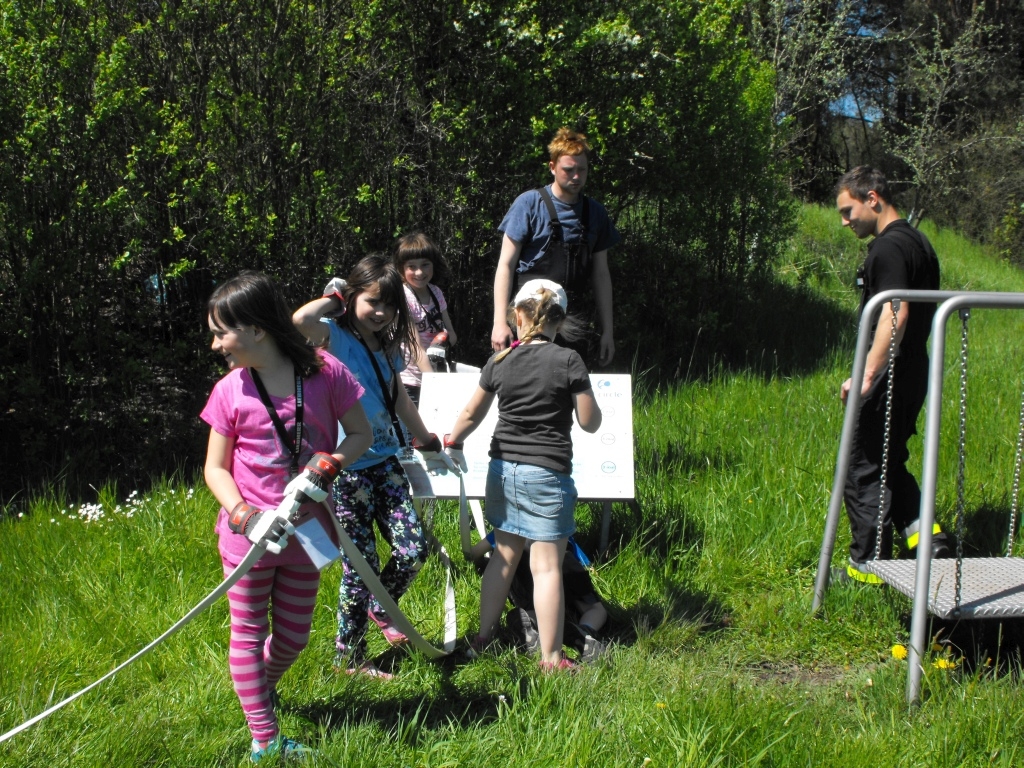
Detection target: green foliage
<box><xmin>744</xmin><ymin>0</ymin><xmax>863</xmax><ymax>198</ymax></box>
<box><xmin>0</xmin><ymin>0</ymin><xmax>791</xmax><ymax>497</ymax></box>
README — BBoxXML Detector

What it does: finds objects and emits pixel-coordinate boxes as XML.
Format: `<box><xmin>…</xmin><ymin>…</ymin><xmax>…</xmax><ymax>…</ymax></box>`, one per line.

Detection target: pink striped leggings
<box><xmin>223</xmin><ymin>561</ymin><xmax>321</xmax><ymax>743</ymax></box>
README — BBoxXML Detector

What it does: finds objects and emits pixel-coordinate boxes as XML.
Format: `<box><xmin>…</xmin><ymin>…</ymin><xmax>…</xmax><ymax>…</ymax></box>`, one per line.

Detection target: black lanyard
<box><xmin>412</xmin><ymin>285</ymin><xmax>444</xmax><ymax>335</ymax></box>
<box><xmin>353</xmin><ymin>331</ymin><xmax>407</xmax><ymax>448</ymax></box>
<box><xmin>250</xmin><ymin>368</ymin><xmax>304</xmax><ymax>477</ymax></box>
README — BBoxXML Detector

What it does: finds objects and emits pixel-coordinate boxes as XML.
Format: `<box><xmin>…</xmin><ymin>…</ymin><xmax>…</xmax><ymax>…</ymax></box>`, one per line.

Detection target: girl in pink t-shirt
<box><xmin>201</xmin><ymin>271</ymin><xmax>371</xmax><ymax>764</ymax></box>
<box><xmin>394</xmin><ymin>232</ymin><xmax>458</xmax><ymax>405</ymax></box>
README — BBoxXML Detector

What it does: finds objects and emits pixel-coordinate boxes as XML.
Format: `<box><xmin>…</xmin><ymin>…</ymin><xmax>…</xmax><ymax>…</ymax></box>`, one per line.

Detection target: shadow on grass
<box><xmin>640</xmin><ymin>442</ymin><xmax>740</xmax><ymax>479</ymax></box>
<box><xmin>578</xmin><ymin>498</ymin><xmax>719</xmax><ymax>647</ymax></box>
<box><xmin>619</xmin><ymin>267</ymin><xmax>855</xmax><ymax>388</ymax></box>
<box><xmin>587</xmin><ymin>498</ymin><xmax>708</xmax><ymax>565</ymax></box>
<box><xmin>721</xmin><ymin>274</ymin><xmax>855</xmax><ymax>378</ymax></box>
<box><xmin>961</xmin><ymin>503</ymin><xmax>1019</xmax><ymax>557</ymax></box>
<box><xmin>293</xmin><ymin>679</ymin><xmax>511</xmax><ymax>734</ymax></box>
<box><xmin>609</xmin><ymin>584</ymin><xmax>731</xmax><ymax>648</ymax></box>
<box><xmin>909</xmin><ymin>615</ymin><xmax>1024</xmax><ymax>678</ymax></box>
<box><xmin>570</xmin><ymin>500</ymin><xmax>648</xmax><ymax>558</ymax></box>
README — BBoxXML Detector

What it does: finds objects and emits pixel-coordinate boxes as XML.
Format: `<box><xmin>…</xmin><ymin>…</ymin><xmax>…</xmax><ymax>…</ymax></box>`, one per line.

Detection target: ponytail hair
<box><xmin>208</xmin><ymin>271</ymin><xmax>324</xmax><ymax>377</ymax></box>
<box><xmin>342</xmin><ymin>254</ymin><xmax>418</xmax><ymax>360</ymax></box>
<box><xmin>495</xmin><ymin>287</ymin><xmax>578</xmax><ymax>363</ymax></box>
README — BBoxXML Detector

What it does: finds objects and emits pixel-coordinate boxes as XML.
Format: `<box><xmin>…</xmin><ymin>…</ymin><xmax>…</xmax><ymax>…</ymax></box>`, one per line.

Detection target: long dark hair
<box><xmin>342</xmin><ymin>254</ymin><xmax>418</xmax><ymax>360</ymax></box>
<box><xmin>207</xmin><ymin>271</ymin><xmax>323</xmax><ymax>377</ymax></box>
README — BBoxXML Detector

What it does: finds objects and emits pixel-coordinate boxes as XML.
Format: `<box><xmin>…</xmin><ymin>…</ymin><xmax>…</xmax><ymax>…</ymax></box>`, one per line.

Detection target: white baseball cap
<box><xmin>513</xmin><ymin>279</ymin><xmax>568</xmax><ymax>311</ymax></box>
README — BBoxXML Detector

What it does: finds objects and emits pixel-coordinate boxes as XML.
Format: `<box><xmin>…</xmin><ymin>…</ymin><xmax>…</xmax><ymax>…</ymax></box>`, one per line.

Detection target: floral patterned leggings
<box><xmin>332</xmin><ymin>455</ymin><xmax>426</xmax><ymax>663</ymax></box>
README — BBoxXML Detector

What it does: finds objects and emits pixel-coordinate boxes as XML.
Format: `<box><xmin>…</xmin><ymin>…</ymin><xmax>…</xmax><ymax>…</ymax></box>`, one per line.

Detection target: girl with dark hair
<box><xmin>293</xmin><ymin>255</ymin><xmax>454</xmax><ymax>678</ymax></box>
<box><xmin>202</xmin><ymin>271</ymin><xmax>372</xmax><ymax>762</ymax></box>
<box><xmin>393</xmin><ymin>232</ymin><xmax>458</xmax><ymax>404</ymax></box>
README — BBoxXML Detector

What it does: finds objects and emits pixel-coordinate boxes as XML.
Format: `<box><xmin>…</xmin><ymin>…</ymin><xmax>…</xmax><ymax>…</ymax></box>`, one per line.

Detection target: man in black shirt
<box><xmin>835</xmin><ymin>167</ymin><xmax>951</xmax><ymax>584</ymax></box>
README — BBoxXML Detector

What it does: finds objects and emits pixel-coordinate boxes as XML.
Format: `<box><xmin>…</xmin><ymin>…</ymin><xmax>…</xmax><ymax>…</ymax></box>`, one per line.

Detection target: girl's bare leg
<box><xmin>530</xmin><ymin>538</ymin><xmax>568</xmax><ymax>665</ymax></box>
<box><xmin>478</xmin><ymin>530</ymin><xmax>525</xmax><ymax>638</ymax></box>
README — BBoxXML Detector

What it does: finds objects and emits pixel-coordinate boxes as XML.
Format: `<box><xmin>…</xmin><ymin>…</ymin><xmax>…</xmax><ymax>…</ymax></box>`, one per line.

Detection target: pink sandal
<box><xmin>368</xmin><ymin>609</ymin><xmax>408</xmax><ymax>645</ymax></box>
<box><xmin>539</xmin><ymin>654</ymin><xmax>579</xmax><ymax>674</ymax></box>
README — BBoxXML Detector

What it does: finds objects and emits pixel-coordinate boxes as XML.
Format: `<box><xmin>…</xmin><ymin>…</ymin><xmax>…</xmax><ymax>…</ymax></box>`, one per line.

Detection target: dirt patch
<box><xmin>745</xmin><ymin>660</ymin><xmax>854</xmax><ymax>687</ymax></box>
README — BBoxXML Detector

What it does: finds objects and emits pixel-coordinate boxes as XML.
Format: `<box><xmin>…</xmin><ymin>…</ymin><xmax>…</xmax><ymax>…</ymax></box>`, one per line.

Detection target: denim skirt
<box><xmin>484</xmin><ymin>459</ymin><xmax>578</xmax><ymax>542</ymax></box>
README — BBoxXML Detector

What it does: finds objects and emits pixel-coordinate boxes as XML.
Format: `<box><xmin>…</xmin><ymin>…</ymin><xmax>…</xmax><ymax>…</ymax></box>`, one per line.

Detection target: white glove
<box><xmin>423</xmin><ymin>449</ymin><xmax>458</xmax><ymax>476</ymax></box>
<box><xmin>445</xmin><ymin>447</ymin><xmax>467</xmax><ymax>473</ymax></box>
<box><xmin>413</xmin><ymin>433</ymin><xmax>458</xmax><ymax>475</ymax></box>
<box><xmin>323</xmin><ymin>278</ymin><xmax>348</xmax><ymax>317</ymax></box>
<box><xmin>443</xmin><ymin>434</ymin><xmax>468</xmax><ymax>473</ymax></box>
<box><xmin>251</xmin><ymin>511</ymin><xmax>294</xmax><ymax>554</ymax></box>
<box><xmin>283</xmin><ymin>452</ymin><xmax>342</xmax><ymax>503</ymax></box>
<box><xmin>228</xmin><ymin>494</ymin><xmax>303</xmax><ymax>554</ymax></box>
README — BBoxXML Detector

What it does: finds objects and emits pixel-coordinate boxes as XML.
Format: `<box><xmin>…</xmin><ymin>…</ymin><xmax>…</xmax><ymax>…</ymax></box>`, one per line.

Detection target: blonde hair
<box><xmin>547</xmin><ymin>127</ymin><xmax>591</xmax><ymax>163</ymax></box>
<box><xmin>494</xmin><ymin>288</ymin><xmax>569</xmax><ymax>363</ymax></box>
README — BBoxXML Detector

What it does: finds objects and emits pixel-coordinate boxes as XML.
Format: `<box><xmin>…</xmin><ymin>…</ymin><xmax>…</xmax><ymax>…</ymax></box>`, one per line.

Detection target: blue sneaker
<box><xmin>250</xmin><ymin>735</ymin><xmax>311</xmax><ymax>764</ymax></box>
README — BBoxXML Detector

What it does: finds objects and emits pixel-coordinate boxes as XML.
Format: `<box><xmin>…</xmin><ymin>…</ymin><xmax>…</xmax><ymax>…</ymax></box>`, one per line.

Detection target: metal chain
<box><xmin>954</xmin><ymin>309</ymin><xmax>969</xmax><ymax>615</ymax></box>
<box><xmin>1008</xmin><ymin>384</ymin><xmax>1024</xmax><ymax>557</ymax></box>
<box><xmin>874</xmin><ymin>299</ymin><xmax>901</xmax><ymax>561</ymax></box>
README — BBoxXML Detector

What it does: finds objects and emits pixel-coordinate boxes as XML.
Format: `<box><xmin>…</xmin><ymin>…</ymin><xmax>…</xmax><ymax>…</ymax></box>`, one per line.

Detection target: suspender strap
<box><xmin>536</xmin><ymin>186</ymin><xmax>592</xmax><ymax>290</ymax></box>
<box><xmin>250</xmin><ymin>369</ymin><xmax>304</xmax><ymax>477</ymax></box>
<box><xmin>537</xmin><ymin>186</ymin><xmax>591</xmax><ymax>242</ymax></box>
<box><xmin>354</xmin><ymin>332</ymin><xmax>407</xmax><ymax>448</ymax></box>
<box><xmin>538</xmin><ymin>185</ymin><xmax>563</xmax><ymax>241</ymax></box>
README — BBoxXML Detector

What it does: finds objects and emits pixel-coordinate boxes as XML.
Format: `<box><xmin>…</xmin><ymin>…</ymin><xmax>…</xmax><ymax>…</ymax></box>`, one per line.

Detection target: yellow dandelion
<box><xmin>932</xmin><ymin>657</ymin><xmax>959</xmax><ymax>670</ymax></box>
<box><xmin>656</xmin><ymin>702</ymin><xmax>667</xmax><ymax>709</ymax></box>
<box><xmin>891</xmin><ymin>644</ymin><xmax>908</xmax><ymax>660</ymax></box>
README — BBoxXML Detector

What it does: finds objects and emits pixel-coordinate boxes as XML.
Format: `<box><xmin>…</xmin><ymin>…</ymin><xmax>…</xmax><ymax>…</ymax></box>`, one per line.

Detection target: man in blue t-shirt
<box><xmin>491</xmin><ymin>127</ymin><xmax>620</xmax><ymax>366</ymax></box>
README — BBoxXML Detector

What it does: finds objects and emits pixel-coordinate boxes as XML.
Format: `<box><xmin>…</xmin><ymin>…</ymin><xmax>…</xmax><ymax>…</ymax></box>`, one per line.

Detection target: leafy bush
<box><xmin>0</xmin><ymin>0</ymin><xmax>792</xmax><ymax>498</ymax></box>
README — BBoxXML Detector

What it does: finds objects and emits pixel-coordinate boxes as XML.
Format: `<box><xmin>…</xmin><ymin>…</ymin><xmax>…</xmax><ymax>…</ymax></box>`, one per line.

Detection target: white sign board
<box><xmin>409</xmin><ymin>372</ymin><xmax>635</xmax><ymax>500</ymax></box>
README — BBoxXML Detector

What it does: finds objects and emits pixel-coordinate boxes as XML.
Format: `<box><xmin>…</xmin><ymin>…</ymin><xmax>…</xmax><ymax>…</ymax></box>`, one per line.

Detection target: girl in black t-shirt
<box><xmin>444</xmin><ymin>279</ymin><xmax>602</xmax><ymax>671</ymax></box>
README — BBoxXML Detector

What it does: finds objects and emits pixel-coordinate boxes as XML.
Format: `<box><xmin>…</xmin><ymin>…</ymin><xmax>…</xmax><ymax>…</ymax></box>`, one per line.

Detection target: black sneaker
<box><xmin>505</xmin><ymin>607</ymin><xmax>540</xmax><ymax>653</ymax></box>
<box><xmin>930</xmin><ymin>533</ymin><xmax>953</xmax><ymax>559</ymax></box>
<box><xmin>577</xmin><ymin>632</ymin><xmax>609</xmax><ymax>663</ymax></box>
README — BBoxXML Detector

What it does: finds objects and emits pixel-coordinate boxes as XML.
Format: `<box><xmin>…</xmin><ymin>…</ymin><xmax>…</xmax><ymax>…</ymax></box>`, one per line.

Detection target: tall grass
<box><xmin>4</xmin><ymin>206</ymin><xmax>1024</xmax><ymax>766</ymax></box>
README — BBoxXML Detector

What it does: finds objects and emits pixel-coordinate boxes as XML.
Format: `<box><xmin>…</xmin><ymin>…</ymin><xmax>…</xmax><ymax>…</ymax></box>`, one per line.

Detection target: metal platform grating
<box><xmin>861</xmin><ymin>558</ymin><xmax>1024</xmax><ymax>619</ymax></box>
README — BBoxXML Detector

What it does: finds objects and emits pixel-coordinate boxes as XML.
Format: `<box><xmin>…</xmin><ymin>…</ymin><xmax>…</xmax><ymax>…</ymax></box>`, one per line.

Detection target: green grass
<box><xmin>6</xmin><ymin>205</ymin><xmax>1024</xmax><ymax>765</ymax></box>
